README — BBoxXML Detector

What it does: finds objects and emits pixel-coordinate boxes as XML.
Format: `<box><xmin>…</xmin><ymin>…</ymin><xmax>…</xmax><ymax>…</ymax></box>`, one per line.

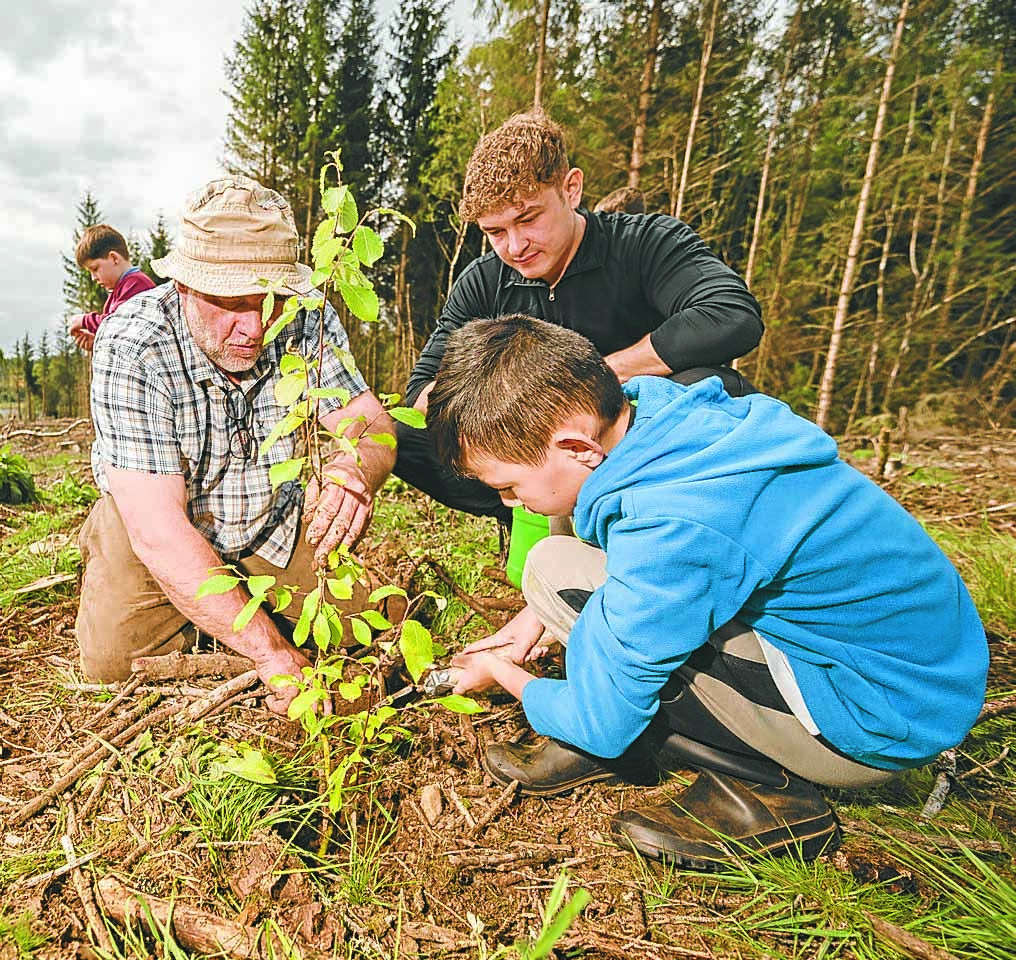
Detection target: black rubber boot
<box><xmin>483</xmin><ymin>738</ymin><xmax>658</xmax><ymax>796</ymax></box>
<box><xmin>610</xmin><ymin>768</ymin><xmax>840</xmax><ymax>871</ymax></box>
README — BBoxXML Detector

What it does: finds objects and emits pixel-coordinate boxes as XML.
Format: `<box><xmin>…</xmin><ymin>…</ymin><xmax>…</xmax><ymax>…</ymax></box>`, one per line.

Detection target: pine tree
<box><xmin>62</xmin><ymin>191</ymin><xmax>106</xmax><ymax>315</ymax></box>
<box><xmin>144</xmin><ymin>214</ymin><xmax>173</xmax><ymax>284</ymax></box>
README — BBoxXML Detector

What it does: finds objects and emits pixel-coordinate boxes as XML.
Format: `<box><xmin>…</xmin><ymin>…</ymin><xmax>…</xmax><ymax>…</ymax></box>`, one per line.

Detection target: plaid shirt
<box><xmin>90</xmin><ymin>282</ymin><xmax>369</xmax><ymax>567</ymax></box>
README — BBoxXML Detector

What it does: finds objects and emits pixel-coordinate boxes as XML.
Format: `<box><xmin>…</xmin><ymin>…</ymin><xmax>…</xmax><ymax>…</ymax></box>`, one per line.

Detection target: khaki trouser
<box><xmin>522</xmin><ymin>535</ymin><xmax>893</xmax><ymax>789</ymax></box>
<box><xmin>75</xmin><ymin>495</ymin><xmax>364</xmax><ymax>681</ymax></box>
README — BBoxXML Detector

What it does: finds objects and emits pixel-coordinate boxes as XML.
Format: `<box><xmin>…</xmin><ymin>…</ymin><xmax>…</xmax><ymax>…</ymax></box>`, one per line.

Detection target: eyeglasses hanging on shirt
<box><xmin>222</xmin><ymin>371</ymin><xmax>272</xmax><ymax>461</ymax></box>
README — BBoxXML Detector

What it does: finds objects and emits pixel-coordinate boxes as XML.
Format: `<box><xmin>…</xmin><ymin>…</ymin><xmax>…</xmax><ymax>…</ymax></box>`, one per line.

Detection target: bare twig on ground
<box><xmin>865</xmin><ymin>911</ymin><xmax>960</xmax><ymax>960</ymax></box>
<box><xmin>920</xmin><ymin>750</ymin><xmax>957</xmax><ymax>820</ymax></box>
<box><xmin>838</xmin><ymin>816</ymin><xmax>1006</xmax><ymax>853</ymax></box>
<box><xmin>14</xmin><ymin>850</ymin><xmax>102</xmax><ymax>889</ymax></box>
<box><xmin>1</xmin><ymin>418</ymin><xmax>89</xmax><ymax>442</ymax></box>
<box><xmin>977</xmin><ymin>693</ymin><xmax>1016</xmax><ymax>723</ymax></box>
<box><xmin>62</xmin><ymin>833</ymin><xmax>114</xmax><ymax>955</ymax></box>
<box><xmin>957</xmin><ymin>745</ymin><xmax>1010</xmax><ymax>781</ymax></box>
<box><xmin>927</xmin><ymin>500</ymin><xmax>1016</xmax><ymax>523</ymax></box>
<box><xmin>466</xmin><ymin>778</ymin><xmax>518</xmax><ymax>838</ymax></box>
<box><xmin>9</xmin><ymin>573</ymin><xmax>76</xmax><ymax>596</ymax></box>
<box><xmin>131</xmin><ymin>651</ymin><xmax>255</xmax><ymax>680</ymax></box>
<box><xmin>97</xmin><ymin>876</ymin><xmax>329</xmax><ymax>959</ymax></box>
<box><xmin>177</xmin><ymin>669</ymin><xmax>260</xmax><ymax>725</ymax></box>
<box><xmin>89</xmin><ymin>674</ymin><xmax>144</xmax><ymax>723</ymax></box>
<box><xmin>562</xmin><ymin>925</ymin><xmax>714</xmax><ymax>960</ymax></box>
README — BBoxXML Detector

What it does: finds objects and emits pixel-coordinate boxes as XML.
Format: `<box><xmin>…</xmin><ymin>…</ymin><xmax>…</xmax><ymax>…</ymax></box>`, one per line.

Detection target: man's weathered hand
<box><xmin>254</xmin><ymin>643</ymin><xmax>316</xmax><ymax>716</ymax></box>
<box><xmin>303</xmin><ymin>456</ymin><xmax>373</xmax><ymax>568</ymax></box>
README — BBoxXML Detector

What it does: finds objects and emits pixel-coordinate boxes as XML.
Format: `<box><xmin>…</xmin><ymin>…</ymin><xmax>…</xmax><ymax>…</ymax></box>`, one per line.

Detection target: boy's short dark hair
<box><xmin>75</xmin><ymin>224</ymin><xmax>130</xmax><ymax>267</ymax></box>
<box><xmin>594</xmin><ymin>186</ymin><xmax>646</xmax><ymax>215</ymax></box>
<box><xmin>429</xmin><ymin>314</ymin><xmax>625</xmax><ymax>474</ymax></box>
<box><xmin>459</xmin><ymin>112</ymin><xmax>570</xmax><ymax>222</ymax></box>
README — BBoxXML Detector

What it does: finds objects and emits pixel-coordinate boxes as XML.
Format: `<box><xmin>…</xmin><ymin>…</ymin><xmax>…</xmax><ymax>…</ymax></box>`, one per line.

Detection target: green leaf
<box><xmin>260</xmin><ymin>290</ymin><xmax>275</xmax><ymax>326</ymax></box>
<box><xmin>338</xmin><ymin>281</ymin><xmax>379</xmax><ymax>324</ymax></box>
<box><xmin>246</xmin><ymin>574</ymin><xmax>276</xmax><ymax>598</ymax></box>
<box><xmin>312</xmin><ymin>610</ymin><xmax>331</xmax><ymax>650</ymax></box>
<box><xmin>263</xmin><ymin>299</ymin><xmax>301</xmax><ymax>346</ymax></box>
<box><xmin>389</xmin><ymin>406</ymin><xmax>426</xmax><ymax>429</ymax></box>
<box><xmin>321</xmin><ymin>187</ymin><xmax>347</xmax><ymax>217</ymax></box>
<box><xmin>273</xmin><ymin>586</ymin><xmax>293</xmax><ymax>613</ymax></box>
<box><xmin>435</xmin><ymin>694</ymin><xmax>485</xmax><ymax>714</ymax></box>
<box><xmin>360</xmin><ymin>609</ymin><xmax>392</xmax><ymax>630</ymax></box>
<box><xmin>338</xmin><ymin>192</ymin><xmax>359</xmax><ymax>233</ymax></box>
<box><xmin>374</xmin><ymin>207</ymin><xmax>416</xmax><ymax>234</ymax></box>
<box><xmin>327</xmin><ymin>576</ymin><xmax>354</xmax><ymax>601</ymax></box>
<box><xmin>232</xmin><ymin>594</ymin><xmax>263</xmax><ymax>632</ymax></box>
<box><xmin>292</xmin><ymin>588</ymin><xmax>320</xmax><ymax>648</ymax></box>
<box><xmin>196</xmin><ymin>574</ymin><xmax>240</xmax><ymax>599</ymax></box>
<box><xmin>314</xmin><ymin>236</ymin><xmax>345</xmax><ymax>271</ymax></box>
<box><xmin>333</xmin><ymin>346</ymin><xmax>361</xmax><ymax>378</ymax></box>
<box><xmin>269</xmin><ymin>457</ymin><xmax>305</xmax><ymax>490</ymax></box>
<box><xmin>310</xmin><ymin>267</ymin><xmax>332</xmax><ymax>287</ymax></box>
<box><xmin>287</xmin><ymin>687</ymin><xmax>325</xmax><ymax>722</ymax></box>
<box><xmin>399</xmin><ymin>619</ymin><xmax>434</xmax><ymax>684</ymax></box>
<box><xmin>352</xmin><ymin>225</ymin><xmax>384</xmax><ymax>266</ymax></box>
<box><xmin>220</xmin><ymin>747</ymin><xmax>277</xmax><ymax>785</ymax></box>
<box><xmin>279</xmin><ymin>353</ymin><xmax>307</xmax><ymax>376</ymax></box>
<box><xmin>274</xmin><ymin>372</ymin><xmax>306</xmax><ymax>408</ymax></box>
<box><xmin>368</xmin><ymin>584</ymin><xmax>407</xmax><ymax>604</ymax></box>
<box><xmin>259</xmin><ymin>406</ymin><xmax>308</xmax><ymax>456</ymax></box>
<box><xmin>371</xmin><ymin>432</ymin><xmax>397</xmax><ymax>449</ymax></box>
<box><xmin>338</xmin><ymin>681</ymin><xmax>363</xmax><ymax>701</ymax></box>
<box><xmin>350</xmin><ymin>616</ymin><xmax>373</xmax><ymax>647</ymax></box>
<box><xmin>312</xmin><ymin>214</ymin><xmax>338</xmax><ymax>252</ymax></box>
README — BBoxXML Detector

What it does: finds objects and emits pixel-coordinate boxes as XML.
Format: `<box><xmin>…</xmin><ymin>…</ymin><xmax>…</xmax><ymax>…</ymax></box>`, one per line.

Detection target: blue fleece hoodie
<box><xmin>521</xmin><ymin>377</ymin><xmax>988</xmax><ymax>769</ymax></box>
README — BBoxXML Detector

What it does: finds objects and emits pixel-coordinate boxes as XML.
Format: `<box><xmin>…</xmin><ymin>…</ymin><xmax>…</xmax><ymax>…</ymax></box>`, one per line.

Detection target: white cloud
<box><xmin>0</xmin><ymin>0</ymin><xmax>477</xmax><ymax>355</ymax></box>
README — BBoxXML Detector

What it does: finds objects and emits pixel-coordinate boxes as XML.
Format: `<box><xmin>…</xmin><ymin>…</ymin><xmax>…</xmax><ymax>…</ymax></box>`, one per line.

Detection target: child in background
<box><xmin>68</xmin><ymin>225</ymin><xmax>156</xmax><ymax>351</ymax></box>
<box><xmin>427</xmin><ymin>313</ymin><xmax>988</xmax><ymax>870</ymax></box>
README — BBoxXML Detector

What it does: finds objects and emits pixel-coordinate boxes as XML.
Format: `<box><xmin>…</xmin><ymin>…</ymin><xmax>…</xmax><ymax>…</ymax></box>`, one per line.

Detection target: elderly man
<box><xmin>76</xmin><ymin>176</ymin><xmax>395</xmax><ymax>713</ymax></box>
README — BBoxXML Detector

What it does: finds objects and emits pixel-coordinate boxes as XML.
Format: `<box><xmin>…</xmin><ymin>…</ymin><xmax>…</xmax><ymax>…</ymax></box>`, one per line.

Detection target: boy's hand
<box><xmin>461</xmin><ymin>604</ymin><xmax>550</xmax><ymax>664</ymax></box>
<box><xmin>450</xmin><ymin>649</ymin><xmax>536</xmax><ymax>700</ymax></box>
<box><xmin>68</xmin><ymin>315</ymin><xmax>95</xmax><ymax>352</ymax></box>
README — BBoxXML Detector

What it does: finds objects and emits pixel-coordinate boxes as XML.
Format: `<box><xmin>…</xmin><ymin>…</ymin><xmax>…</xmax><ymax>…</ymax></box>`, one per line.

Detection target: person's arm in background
<box><xmin>605</xmin><ymin>217</ymin><xmax>763</xmax><ymax>383</ymax></box>
<box><xmin>105</xmin><ymin>468</ymin><xmax>313</xmax><ymax>714</ymax></box>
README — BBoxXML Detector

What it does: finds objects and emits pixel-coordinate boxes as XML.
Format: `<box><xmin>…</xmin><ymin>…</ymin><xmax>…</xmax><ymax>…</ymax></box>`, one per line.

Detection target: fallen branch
<box><xmin>838</xmin><ymin>817</ymin><xmax>1005</xmax><ymax>853</ymax></box>
<box><xmin>131</xmin><ymin>651</ymin><xmax>254</xmax><ymax>681</ymax></box>
<box><xmin>865</xmin><ymin>911</ymin><xmax>960</xmax><ymax>960</ymax></box>
<box><xmin>562</xmin><ymin>925</ymin><xmax>713</xmax><ymax>960</ymax></box>
<box><xmin>97</xmin><ymin>876</ymin><xmax>328</xmax><ymax>959</ymax></box>
<box><xmin>1</xmin><ymin>418</ymin><xmax>88</xmax><ymax>441</ymax></box>
<box><xmin>9</xmin><ymin>573</ymin><xmax>76</xmax><ymax>596</ymax></box>
<box><xmin>14</xmin><ymin>850</ymin><xmax>101</xmax><ymax>889</ymax></box>
<box><xmin>927</xmin><ymin>500</ymin><xmax>1016</xmax><ymax>523</ymax></box>
<box><xmin>62</xmin><ymin>834</ymin><xmax>114</xmax><ymax>955</ymax></box>
<box><xmin>466</xmin><ymin>778</ymin><xmax>518</xmax><ymax>838</ymax></box>
<box><xmin>6</xmin><ymin>700</ymin><xmax>178</xmax><ymax>827</ymax></box>
<box><xmin>977</xmin><ymin>693</ymin><xmax>1016</xmax><ymax>723</ymax></box>
<box><xmin>177</xmin><ymin>670</ymin><xmax>259</xmax><ymax>724</ymax></box>
<box><xmin>920</xmin><ymin>750</ymin><xmax>957</xmax><ymax>820</ymax></box>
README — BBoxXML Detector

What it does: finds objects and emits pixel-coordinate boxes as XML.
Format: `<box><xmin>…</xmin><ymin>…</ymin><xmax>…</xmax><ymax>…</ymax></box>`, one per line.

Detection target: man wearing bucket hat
<box><xmin>75</xmin><ymin>175</ymin><xmax>396</xmax><ymax>714</ymax></box>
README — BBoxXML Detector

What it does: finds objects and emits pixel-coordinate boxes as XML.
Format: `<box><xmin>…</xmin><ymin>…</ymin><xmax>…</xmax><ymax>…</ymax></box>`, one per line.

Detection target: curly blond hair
<box><xmin>459</xmin><ymin>112</ymin><xmax>570</xmax><ymax>222</ymax></box>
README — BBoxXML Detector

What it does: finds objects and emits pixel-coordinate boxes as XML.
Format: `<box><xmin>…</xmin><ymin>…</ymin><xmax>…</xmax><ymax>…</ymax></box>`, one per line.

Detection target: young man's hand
<box><xmin>68</xmin><ymin>315</ymin><xmax>95</xmax><ymax>351</ymax></box>
<box><xmin>451</xmin><ymin>649</ymin><xmax>536</xmax><ymax>700</ymax></box>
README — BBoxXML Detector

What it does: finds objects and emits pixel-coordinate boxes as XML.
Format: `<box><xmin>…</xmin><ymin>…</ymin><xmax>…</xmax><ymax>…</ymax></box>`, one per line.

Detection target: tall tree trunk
<box><xmin>533</xmin><ymin>0</ymin><xmax>551</xmax><ymax>109</ymax></box>
<box><xmin>815</xmin><ymin>0</ymin><xmax>910</xmax><ymax>430</ymax></box>
<box><xmin>674</xmin><ymin>0</ymin><xmax>719</xmax><ymax>221</ymax></box>
<box><xmin>744</xmin><ymin>3</ymin><xmax>802</xmax><ymax>291</ymax></box>
<box><xmin>934</xmin><ymin>53</ymin><xmax>1000</xmax><ymax>343</ymax></box>
<box><xmin>628</xmin><ymin>0</ymin><xmax>663</xmax><ymax>190</ymax></box>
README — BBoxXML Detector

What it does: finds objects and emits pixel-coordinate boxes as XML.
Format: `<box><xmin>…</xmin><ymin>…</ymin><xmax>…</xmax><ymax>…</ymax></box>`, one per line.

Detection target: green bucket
<box><xmin>506</xmin><ymin>505</ymin><xmax>551</xmax><ymax>587</ymax></box>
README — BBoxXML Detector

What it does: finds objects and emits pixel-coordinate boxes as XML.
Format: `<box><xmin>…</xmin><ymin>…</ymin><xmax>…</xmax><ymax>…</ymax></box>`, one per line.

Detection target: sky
<box><xmin>0</xmin><ymin>0</ymin><xmax>476</xmax><ymax>357</ymax></box>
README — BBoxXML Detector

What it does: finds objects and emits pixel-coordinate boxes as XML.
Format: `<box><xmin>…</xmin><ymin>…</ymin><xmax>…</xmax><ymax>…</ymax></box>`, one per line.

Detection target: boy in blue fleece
<box><xmin>427</xmin><ymin>314</ymin><xmax>989</xmax><ymax>870</ymax></box>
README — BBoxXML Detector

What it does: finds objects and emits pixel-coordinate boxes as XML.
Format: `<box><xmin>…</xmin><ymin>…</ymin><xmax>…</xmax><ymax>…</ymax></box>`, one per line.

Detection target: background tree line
<box><xmin>10</xmin><ymin>0</ymin><xmax>1012</xmax><ymax>432</ymax></box>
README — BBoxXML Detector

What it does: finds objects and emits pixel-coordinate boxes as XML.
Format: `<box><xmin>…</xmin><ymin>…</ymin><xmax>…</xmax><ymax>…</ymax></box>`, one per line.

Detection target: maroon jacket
<box><xmin>81</xmin><ymin>268</ymin><xmax>157</xmax><ymax>334</ymax></box>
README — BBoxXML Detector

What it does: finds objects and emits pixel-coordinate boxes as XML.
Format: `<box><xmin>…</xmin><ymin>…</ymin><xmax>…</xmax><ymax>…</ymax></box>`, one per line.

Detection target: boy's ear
<box><xmin>555</xmin><ymin>430</ymin><xmax>604</xmax><ymax>468</ymax></box>
<box><xmin>562</xmin><ymin>167</ymin><xmax>584</xmax><ymax>209</ymax></box>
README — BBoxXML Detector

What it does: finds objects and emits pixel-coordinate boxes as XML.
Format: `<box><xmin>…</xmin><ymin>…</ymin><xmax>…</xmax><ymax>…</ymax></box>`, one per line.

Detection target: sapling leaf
<box><xmin>261</xmin><ymin>290</ymin><xmax>275</xmax><ymax>325</ymax></box>
<box><xmin>368</xmin><ymin>584</ymin><xmax>407</xmax><ymax>603</ymax></box>
<box><xmin>308</xmin><ymin>387</ymin><xmax>352</xmax><ymax>402</ymax></box>
<box><xmin>333</xmin><ymin>347</ymin><xmax>361</xmax><ymax>378</ymax></box>
<box><xmin>352</xmin><ymin>225</ymin><xmax>384</xmax><ymax>266</ymax></box>
<box><xmin>263</xmin><ymin>301</ymin><xmax>300</xmax><ymax>345</ymax></box>
<box><xmin>314</xmin><ymin>237</ymin><xmax>344</xmax><ymax>270</ymax></box>
<box><xmin>279</xmin><ymin>353</ymin><xmax>308</xmax><ymax>375</ymax></box>
<box><xmin>274</xmin><ymin>373</ymin><xmax>306</xmax><ymax>408</ymax></box>
<box><xmin>338</xmin><ymin>282</ymin><xmax>379</xmax><ymax>324</ymax></box>
<box><xmin>327</xmin><ymin>576</ymin><xmax>354</xmax><ymax>601</ymax></box>
<box><xmin>246</xmin><ymin>575</ymin><xmax>276</xmax><ymax>597</ymax></box>
<box><xmin>313</xmin><ymin>214</ymin><xmax>338</xmax><ymax>249</ymax></box>
<box><xmin>389</xmin><ymin>407</ymin><xmax>426</xmax><ymax>429</ymax></box>
<box><xmin>350</xmin><ymin>616</ymin><xmax>373</xmax><ymax>647</ymax></box>
<box><xmin>312</xmin><ymin>610</ymin><xmax>330</xmax><ymax>650</ymax></box>
<box><xmin>310</xmin><ymin>267</ymin><xmax>332</xmax><ymax>287</ymax></box>
<box><xmin>338</xmin><ymin>192</ymin><xmax>359</xmax><ymax>233</ymax></box>
<box><xmin>273</xmin><ymin>586</ymin><xmax>293</xmax><ymax>613</ymax></box>
<box><xmin>269</xmin><ymin>457</ymin><xmax>305</xmax><ymax>489</ymax></box>
<box><xmin>287</xmin><ymin>686</ymin><xmax>325</xmax><ymax>722</ymax></box>
<box><xmin>196</xmin><ymin>574</ymin><xmax>241</xmax><ymax>599</ymax></box>
<box><xmin>399</xmin><ymin>619</ymin><xmax>434</xmax><ymax>683</ymax></box>
<box><xmin>338</xmin><ymin>681</ymin><xmax>363</xmax><ymax>701</ymax></box>
<box><xmin>259</xmin><ymin>405</ymin><xmax>309</xmax><ymax>455</ymax></box>
<box><xmin>232</xmin><ymin>594</ymin><xmax>263</xmax><ymax>632</ymax></box>
<box><xmin>374</xmin><ymin>207</ymin><xmax>416</xmax><ymax>234</ymax></box>
<box><xmin>435</xmin><ymin>694</ymin><xmax>485</xmax><ymax>714</ymax></box>
<box><xmin>371</xmin><ymin>432</ymin><xmax>397</xmax><ymax>449</ymax></box>
<box><xmin>292</xmin><ymin>587</ymin><xmax>320</xmax><ymax>648</ymax></box>
<box><xmin>300</xmin><ymin>295</ymin><xmax>324</xmax><ymax>313</ymax></box>
<box><xmin>360</xmin><ymin>609</ymin><xmax>392</xmax><ymax>630</ymax></box>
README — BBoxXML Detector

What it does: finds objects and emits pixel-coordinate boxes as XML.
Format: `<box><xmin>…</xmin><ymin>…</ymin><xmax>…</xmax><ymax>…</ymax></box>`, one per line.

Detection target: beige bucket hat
<box><xmin>152</xmin><ymin>175</ymin><xmax>315</xmax><ymax>297</ymax></box>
